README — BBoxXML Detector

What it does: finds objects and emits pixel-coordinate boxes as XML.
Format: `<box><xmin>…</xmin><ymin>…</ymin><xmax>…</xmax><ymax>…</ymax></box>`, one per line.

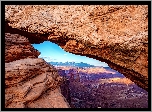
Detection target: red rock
<box><xmin>5</xmin><ymin>33</ymin><xmax>40</xmax><ymax>63</ymax></box>
<box><xmin>5</xmin><ymin>58</ymin><xmax>69</xmax><ymax>108</ymax></box>
<box><xmin>5</xmin><ymin>5</ymin><xmax>148</xmax><ymax>91</ymax></box>
<box><xmin>5</xmin><ymin>33</ymin><xmax>70</xmax><ymax>108</ymax></box>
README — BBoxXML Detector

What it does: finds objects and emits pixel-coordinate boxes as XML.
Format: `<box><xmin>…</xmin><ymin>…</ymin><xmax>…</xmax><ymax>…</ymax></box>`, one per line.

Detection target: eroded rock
<box><xmin>5</xmin><ymin>33</ymin><xmax>70</xmax><ymax>108</ymax></box>
<box><xmin>5</xmin><ymin>58</ymin><xmax>69</xmax><ymax>108</ymax></box>
<box><xmin>27</xmin><ymin>88</ymin><xmax>70</xmax><ymax>108</ymax></box>
<box><xmin>5</xmin><ymin>33</ymin><xmax>40</xmax><ymax>63</ymax></box>
<box><xmin>5</xmin><ymin>5</ymin><xmax>148</xmax><ymax>91</ymax></box>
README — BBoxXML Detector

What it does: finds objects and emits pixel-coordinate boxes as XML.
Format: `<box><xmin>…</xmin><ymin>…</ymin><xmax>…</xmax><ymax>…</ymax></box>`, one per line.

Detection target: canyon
<box><xmin>5</xmin><ymin>5</ymin><xmax>148</xmax><ymax>91</ymax></box>
<box><xmin>4</xmin><ymin>5</ymin><xmax>149</xmax><ymax>108</ymax></box>
<box><xmin>57</xmin><ymin>66</ymin><xmax>148</xmax><ymax>108</ymax></box>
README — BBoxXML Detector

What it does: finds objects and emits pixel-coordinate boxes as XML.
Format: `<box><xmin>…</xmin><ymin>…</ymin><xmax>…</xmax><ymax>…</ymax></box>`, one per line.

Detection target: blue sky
<box><xmin>32</xmin><ymin>41</ymin><xmax>109</xmax><ymax>67</ymax></box>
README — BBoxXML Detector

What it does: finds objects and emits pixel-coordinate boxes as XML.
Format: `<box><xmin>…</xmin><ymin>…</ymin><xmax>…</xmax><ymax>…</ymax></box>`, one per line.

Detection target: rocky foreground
<box><xmin>5</xmin><ymin>33</ymin><xmax>69</xmax><ymax>108</ymax></box>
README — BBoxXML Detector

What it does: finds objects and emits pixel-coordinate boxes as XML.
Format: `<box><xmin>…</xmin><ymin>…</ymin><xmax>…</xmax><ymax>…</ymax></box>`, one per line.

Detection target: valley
<box><xmin>55</xmin><ymin>65</ymin><xmax>148</xmax><ymax>108</ymax></box>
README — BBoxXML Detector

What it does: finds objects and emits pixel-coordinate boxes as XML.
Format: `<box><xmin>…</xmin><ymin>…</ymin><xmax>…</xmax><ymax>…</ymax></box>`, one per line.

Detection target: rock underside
<box><xmin>5</xmin><ymin>5</ymin><xmax>148</xmax><ymax>107</ymax></box>
<box><xmin>5</xmin><ymin>33</ymin><xmax>70</xmax><ymax>108</ymax></box>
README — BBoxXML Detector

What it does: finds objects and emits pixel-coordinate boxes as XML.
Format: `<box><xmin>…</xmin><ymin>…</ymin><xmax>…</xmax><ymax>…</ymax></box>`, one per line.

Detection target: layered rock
<box><xmin>5</xmin><ymin>33</ymin><xmax>40</xmax><ymax>63</ymax></box>
<box><xmin>5</xmin><ymin>33</ymin><xmax>70</xmax><ymax>108</ymax></box>
<box><xmin>5</xmin><ymin>5</ymin><xmax>148</xmax><ymax>91</ymax></box>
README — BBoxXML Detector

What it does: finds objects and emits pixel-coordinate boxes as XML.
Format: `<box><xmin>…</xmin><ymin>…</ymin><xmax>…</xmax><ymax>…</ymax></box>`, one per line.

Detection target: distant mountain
<box><xmin>103</xmin><ymin>67</ymin><xmax>113</xmax><ymax>70</ymax></box>
<box><xmin>48</xmin><ymin>61</ymin><xmax>95</xmax><ymax>67</ymax></box>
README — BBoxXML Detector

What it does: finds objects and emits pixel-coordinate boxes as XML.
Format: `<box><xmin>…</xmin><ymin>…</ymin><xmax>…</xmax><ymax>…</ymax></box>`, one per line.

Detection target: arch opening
<box><xmin>32</xmin><ymin>41</ymin><xmax>148</xmax><ymax>108</ymax></box>
<box><xmin>4</xmin><ymin>4</ymin><xmax>148</xmax><ymax>108</ymax></box>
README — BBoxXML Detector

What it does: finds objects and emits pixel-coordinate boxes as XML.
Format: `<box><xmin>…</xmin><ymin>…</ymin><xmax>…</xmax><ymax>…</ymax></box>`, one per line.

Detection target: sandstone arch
<box><xmin>5</xmin><ymin>5</ymin><xmax>148</xmax><ymax>92</ymax></box>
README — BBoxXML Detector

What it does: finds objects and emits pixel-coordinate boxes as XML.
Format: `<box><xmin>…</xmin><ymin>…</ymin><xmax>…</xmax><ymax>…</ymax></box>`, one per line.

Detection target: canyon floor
<box><xmin>56</xmin><ymin>66</ymin><xmax>148</xmax><ymax>108</ymax></box>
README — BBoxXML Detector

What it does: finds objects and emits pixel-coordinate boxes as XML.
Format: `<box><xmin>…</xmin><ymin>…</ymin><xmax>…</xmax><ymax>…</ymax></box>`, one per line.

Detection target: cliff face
<box><xmin>5</xmin><ymin>33</ymin><xmax>70</xmax><ymax>108</ymax></box>
<box><xmin>5</xmin><ymin>33</ymin><xmax>40</xmax><ymax>63</ymax></box>
<box><xmin>5</xmin><ymin>5</ymin><xmax>148</xmax><ymax>91</ymax></box>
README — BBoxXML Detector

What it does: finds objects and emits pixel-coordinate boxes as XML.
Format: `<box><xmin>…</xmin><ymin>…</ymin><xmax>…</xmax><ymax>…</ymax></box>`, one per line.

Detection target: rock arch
<box><xmin>5</xmin><ymin>5</ymin><xmax>148</xmax><ymax>92</ymax></box>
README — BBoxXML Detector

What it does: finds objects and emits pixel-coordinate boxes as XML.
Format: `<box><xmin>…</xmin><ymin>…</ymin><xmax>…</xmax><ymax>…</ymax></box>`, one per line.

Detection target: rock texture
<box><xmin>5</xmin><ymin>33</ymin><xmax>70</xmax><ymax>108</ymax></box>
<box><xmin>5</xmin><ymin>33</ymin><xmax>40</xmax><ymax>63</ymax></box>
<box><xmin>5</xmin><ymin>5</ymin><xmax>148</xmax><ymax>91</ymax></box>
